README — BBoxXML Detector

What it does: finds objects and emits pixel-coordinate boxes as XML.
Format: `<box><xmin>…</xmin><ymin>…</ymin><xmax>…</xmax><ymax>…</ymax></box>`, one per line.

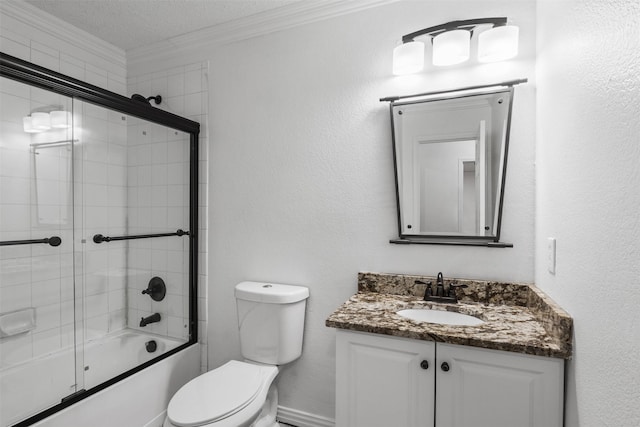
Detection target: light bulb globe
<box><xmin>393</xmin><ymin>41</ymin><xmax>425</xmax><ymax>75</ymax></box>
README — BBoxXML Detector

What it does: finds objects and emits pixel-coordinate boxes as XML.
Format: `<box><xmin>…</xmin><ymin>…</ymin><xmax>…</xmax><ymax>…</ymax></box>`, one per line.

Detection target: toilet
<box><xmin>164</xmin><ymin>281</ymin><xmax>309</xmax><ymax>427</ymax></box>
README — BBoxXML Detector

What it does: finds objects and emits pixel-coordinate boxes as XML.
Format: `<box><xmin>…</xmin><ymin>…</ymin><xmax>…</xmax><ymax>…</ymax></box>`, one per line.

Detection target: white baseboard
<box><xmin>277</xmin><ymin>406</ymin><xmax>335</xmax><ymax>427</ymax></box>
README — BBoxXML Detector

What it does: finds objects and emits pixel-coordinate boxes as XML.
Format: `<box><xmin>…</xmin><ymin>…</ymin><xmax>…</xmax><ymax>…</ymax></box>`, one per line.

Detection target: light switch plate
<box><xmin>547</xmin><ymin>237</ymin><xmax>556</xmax><ymax>274</ymax></box>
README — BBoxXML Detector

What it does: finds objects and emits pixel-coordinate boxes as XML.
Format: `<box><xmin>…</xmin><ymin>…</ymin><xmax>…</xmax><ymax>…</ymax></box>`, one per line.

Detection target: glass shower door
<box><xmin>0</xmin><ymin>76</ymin><xmax>80</xmax><ymax>426</ymax></box>
<box><xmin>1</xmin><ymin>53</ymin><xmax>198</xmax><ymax>426</ymax></box>
<box><xmin>74</xmin><ymin>99</ymin><xmax>191</xmax><ymax>391</ymax></box>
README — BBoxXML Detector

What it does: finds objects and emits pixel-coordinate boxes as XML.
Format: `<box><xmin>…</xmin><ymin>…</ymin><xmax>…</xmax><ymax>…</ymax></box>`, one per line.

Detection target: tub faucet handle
<box><xmin>142</xmin><ymin>277</ymin><xmax>166</xmax><ymax>301</ymax></box>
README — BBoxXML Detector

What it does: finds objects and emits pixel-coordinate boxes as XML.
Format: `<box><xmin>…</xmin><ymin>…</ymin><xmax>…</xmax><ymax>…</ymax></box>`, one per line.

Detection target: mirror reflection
<box><xmin>389</xmin><ymin>87</ymin><xmax>514</xmax><ymax>245</ymax></box>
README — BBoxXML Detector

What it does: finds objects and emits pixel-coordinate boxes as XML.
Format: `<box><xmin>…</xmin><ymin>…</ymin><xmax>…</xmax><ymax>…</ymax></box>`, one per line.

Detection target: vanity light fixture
<box><xmin>432</xmin><ymin>29</ymin><xmax>471</xmax><ymax>66</ymax></box>
<box><xmin>477</xmin><ymin>25</ymin><xmax>519</xmax><ymax>63</ymax></box>
<box><xmin>392</xmin><ymin>40</ymin><xmax>425</xmax><ymax>75</ymax></box>
<box><xmin>23</xmin><ymin>109</ymin><xmax>71</xmax><ymax>133</ymax></box>
<box><xmin>392</xmin><ymin>17</ymin><xmax>519</xmax><ymax>75</ymax></box>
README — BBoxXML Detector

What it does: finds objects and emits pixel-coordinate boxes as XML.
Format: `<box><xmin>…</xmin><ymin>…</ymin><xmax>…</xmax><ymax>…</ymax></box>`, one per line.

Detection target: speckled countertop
<box><xmin>326</xmin><ymin>272</ymin><xmax>573</xmax><ymax>359</ymax></box>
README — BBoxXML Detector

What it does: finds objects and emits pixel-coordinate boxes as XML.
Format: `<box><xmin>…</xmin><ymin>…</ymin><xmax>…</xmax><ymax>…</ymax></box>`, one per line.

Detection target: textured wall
<box><xmin>205</xmin><ymin>1</ymin><xmax>536</xmax><ymax>420</ymax></box>
<box><xmin>536</xmin><ymin>1</ymin><xmax>640</xmax><ymax>425</ymax></box>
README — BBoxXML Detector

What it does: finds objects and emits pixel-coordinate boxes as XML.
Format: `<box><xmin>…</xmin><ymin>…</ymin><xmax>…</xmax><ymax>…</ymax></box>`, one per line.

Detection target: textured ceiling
<box><xmin>24</xmin><ymin>0</ymin><xmax>304</xmax><ymax>51</ymax></box>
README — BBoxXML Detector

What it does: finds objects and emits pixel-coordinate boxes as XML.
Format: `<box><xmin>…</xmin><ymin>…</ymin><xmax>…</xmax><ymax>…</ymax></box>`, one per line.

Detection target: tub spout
<box><xmin>140</xmin><ymin>313</ymin><xmax>161</xmax><ymax>327</ymax></box>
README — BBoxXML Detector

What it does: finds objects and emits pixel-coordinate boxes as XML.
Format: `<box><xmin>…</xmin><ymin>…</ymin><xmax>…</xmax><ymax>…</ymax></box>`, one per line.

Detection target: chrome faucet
<box><xmin>417</xmin><ymin>272</ymin><xmax>467</xmax><ymax>303</ymax></box>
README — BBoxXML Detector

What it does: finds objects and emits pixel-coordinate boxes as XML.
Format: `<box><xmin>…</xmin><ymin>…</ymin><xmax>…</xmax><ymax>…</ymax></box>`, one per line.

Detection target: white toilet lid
<box><xmin>167</xmin><ymin>361</ymin><xmax>263</xmax><ymax>427</ymax></box>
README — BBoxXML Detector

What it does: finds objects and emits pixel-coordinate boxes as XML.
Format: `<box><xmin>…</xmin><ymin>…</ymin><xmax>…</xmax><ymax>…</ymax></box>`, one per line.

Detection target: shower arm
<box><xmin>92</xmin><ymin>229</ymin><xmax>189</xmax><ymax>244</ymax></box>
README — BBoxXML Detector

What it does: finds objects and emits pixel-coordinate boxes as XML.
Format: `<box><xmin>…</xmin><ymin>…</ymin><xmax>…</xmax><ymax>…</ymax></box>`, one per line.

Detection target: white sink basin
<box><xmin>397</xmin><ymin>309</ymin><xmax>484</xmax><ymax>326</ymax></box>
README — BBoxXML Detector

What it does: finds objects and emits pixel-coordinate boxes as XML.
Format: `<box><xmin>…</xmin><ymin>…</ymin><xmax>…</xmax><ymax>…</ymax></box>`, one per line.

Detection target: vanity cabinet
<box><xmin>336</xmin><ymin>330</ymin><xmax>435</xmax><ymax>427</ymax></box>
<box><xmin>336</xmin><ymin>330</ymin><xmax>564</xmax><ymax>427</ymax></box>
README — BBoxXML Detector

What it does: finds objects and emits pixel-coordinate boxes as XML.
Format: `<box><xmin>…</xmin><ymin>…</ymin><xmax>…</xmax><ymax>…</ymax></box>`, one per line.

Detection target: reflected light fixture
<box><xmin>29</xmin><ymin>112</ymin><xmax>50</xmax><ymax>132</ymax></box>
<box><xmin>22</xmin><ymin>116</ymin><xmax>40</xmax><ymax>133</ymax></box>
<box><xmin>50</xmin><ymin>110</ymin><xmax>72</xmax><ymax>129</ymax></box>
<box><xmin>392</xmin><ymin>17</ymin><xmax>519</xmax><ymax>75</ymax></box>
<box><xmin>23</xmin><ymin>109</ymin><xmax>71</xmax><ymax>133</ymax></box>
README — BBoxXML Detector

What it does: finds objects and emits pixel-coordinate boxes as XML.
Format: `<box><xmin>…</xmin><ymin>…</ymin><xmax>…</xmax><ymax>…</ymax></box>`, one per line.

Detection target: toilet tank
<box><xmin>235</xmin><ymin>281</ymin><xmax>309</xmax><ymax>365</ymax></box>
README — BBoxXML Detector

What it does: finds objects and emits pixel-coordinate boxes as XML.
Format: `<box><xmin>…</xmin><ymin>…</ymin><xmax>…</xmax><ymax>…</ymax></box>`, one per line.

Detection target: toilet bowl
<box><xmin>163</xmin><ymin>361</ymin><xmax>278</xmax><ymax>427</ymax></box>
<box><xmin>164</xmin><ymin>282</ymin><xmax>309</xmax><ymax>427</ymax></box>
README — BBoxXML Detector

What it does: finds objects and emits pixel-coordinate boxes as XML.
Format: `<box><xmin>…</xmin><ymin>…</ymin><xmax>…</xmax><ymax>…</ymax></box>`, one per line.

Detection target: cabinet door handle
<box><xmin>420</xmin><ymin>360</ymin><xmax>429</xmax><ymax>370</ymax></box>
<box><xmin>441</xmin><ymin>362</ymin><xmax>450</xmax><ymax>372</ymax></box>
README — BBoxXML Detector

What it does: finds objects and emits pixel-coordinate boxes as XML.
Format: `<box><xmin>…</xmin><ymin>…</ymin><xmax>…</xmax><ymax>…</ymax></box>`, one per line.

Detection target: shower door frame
<box><xmin>0</xmin><ymin>52</ymin><xmax>200</xmax><ymax>426</ymax></box>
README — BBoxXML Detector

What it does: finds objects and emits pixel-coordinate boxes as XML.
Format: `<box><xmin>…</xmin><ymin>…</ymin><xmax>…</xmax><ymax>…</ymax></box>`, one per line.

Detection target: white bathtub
<box><xmin>1</xmin><ymin>329</ymin><xmax>199</xmax><ymax>427</ymax></box>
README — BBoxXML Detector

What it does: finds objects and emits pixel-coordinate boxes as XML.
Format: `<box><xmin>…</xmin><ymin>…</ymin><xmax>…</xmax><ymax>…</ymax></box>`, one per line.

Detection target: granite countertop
<box><xmin>326</xmin><ymin>272</ymin><xmax>573</xmax><ymax>359</ymax></box>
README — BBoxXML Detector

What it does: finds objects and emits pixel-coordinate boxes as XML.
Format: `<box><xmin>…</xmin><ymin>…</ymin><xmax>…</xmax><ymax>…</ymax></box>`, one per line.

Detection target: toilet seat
<box><xmin>167</xmin><ymin>361</ymin><xmax>264</xmax><ymax>427</ymax></box>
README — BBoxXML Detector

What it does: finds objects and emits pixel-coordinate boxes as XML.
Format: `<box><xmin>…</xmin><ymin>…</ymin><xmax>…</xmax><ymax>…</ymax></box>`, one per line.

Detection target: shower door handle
<box><xmin>0</xmin><ymin>236</ymin><xmax>62</xmax><ymax>247</ymax></box>
<box><xmin>93</xmin><ymin>229</ymin><xmax>189</xmax><ymax>244</ymax></box>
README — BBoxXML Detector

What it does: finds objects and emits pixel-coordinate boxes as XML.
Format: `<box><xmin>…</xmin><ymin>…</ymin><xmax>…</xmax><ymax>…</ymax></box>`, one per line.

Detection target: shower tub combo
<box><xmin>1</xmin><ymin>331</ymin><xmax>194</xmax><ymax>426</ymax></box>
<box><xmin>0</xmin><ymin>53</ymin><xmax>200</xmax><ymax>426</ymax></box>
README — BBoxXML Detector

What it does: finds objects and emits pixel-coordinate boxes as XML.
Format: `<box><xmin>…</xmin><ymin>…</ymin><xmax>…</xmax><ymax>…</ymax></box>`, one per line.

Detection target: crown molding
<box><xmin>128</xmin><ymin>0</ymin><xmax>398</xmax><ymax>72</ymax></box>
<box><xmin>0</xmin><ymin>1</ymin><xmax>125</xmax><ymax>71</ymax></box>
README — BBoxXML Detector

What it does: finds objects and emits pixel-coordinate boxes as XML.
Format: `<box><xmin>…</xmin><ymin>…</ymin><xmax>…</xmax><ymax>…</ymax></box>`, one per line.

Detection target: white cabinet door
<box><xmin>336</xmin><ymin>330</ymin><xmax>435</xmax><ymax>427</ymax></box>
<box><xmin>435</xmin><ymin>343</ymin><xmax>564</xmax><ymax>427</ymax></box>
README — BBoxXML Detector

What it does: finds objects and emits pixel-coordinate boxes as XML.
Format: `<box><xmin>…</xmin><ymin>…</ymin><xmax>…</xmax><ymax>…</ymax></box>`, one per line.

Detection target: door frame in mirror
<box><xmin>382</xmin><ymin>79</ymin><xmax>527</xmax><ymax>248</ymax></box>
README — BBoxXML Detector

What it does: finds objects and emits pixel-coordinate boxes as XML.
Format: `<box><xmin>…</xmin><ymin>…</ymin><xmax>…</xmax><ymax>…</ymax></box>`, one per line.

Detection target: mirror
<box><xmin>387</xmin><ymin>86</ymin><xmax>516</xmax><ymax>246</ymax></box>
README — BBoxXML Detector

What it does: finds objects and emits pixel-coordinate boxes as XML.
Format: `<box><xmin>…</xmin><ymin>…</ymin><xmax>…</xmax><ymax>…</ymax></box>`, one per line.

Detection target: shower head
<box><xmin>131</xmin><ymin>94</ymin><xmax>162</xmax><ymax>105</ymax></box>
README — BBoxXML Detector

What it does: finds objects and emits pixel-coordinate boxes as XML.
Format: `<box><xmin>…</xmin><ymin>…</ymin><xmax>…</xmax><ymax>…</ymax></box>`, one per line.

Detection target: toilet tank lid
<box><xmin>235</xmin><ymin>281</ymin><xmax>309</xmax><ymax>304</ymax></box>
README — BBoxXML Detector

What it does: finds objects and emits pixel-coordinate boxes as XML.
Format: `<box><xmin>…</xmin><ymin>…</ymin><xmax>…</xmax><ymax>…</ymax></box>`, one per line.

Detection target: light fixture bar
<box><xmin>392</xmin><ymin>17</ymin><xmax>518</xmax><ymax>75</ymax></box>
<box><xmin>400</xmin><ymin>17</ymin><xmax>507</xmax><ymax>43</ymax></box>
<box><xmin>380</xmin><ymin>78</ymin><xmax>527</xmax><ymax>103</ymax></box>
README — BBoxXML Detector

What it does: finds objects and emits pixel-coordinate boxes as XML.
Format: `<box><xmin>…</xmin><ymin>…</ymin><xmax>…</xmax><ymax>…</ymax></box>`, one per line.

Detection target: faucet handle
<box><xmin>416</xmin><ymin>280</ymin><xmax>433</xmax><ymax>300</ymax></box>
<box><xmin>142</xmin><ymin>277</ymin><xmax>166</xmax><ymax>302</ymax></box>
<box><xmin>448</xmin><ymin>283</ymin><xmax>468</xmax><ymax>297</ymax></box>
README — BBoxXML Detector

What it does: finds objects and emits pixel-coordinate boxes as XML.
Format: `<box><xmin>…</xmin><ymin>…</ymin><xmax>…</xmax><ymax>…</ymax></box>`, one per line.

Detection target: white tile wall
<box><xmin>1</xmin><ymin>4</ymin><xmax>127</xmax><ymax>369</ymax></box>
<box><xmin>128</xmin><ymin>61</ymin><xmax>209</xmax><ymax>372</ymax></box>
<box><xmin>1</xmin><ymin>4</ymin><xmax>208</xmax><ymax>375</ymax></box>
<box><xmin>125</xmin><ymin>116</ymin><xmax>190</xmax><ymax>340</ymax></box>
<box><xmin>0</xmin><ymin>74</ymin><xmax>77</xmax><ymax>368</ymax></box>
<box><xmin>74</xmin><ymin>100</ymin><xmax>129</xmax><ymax>342</ymax></box>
